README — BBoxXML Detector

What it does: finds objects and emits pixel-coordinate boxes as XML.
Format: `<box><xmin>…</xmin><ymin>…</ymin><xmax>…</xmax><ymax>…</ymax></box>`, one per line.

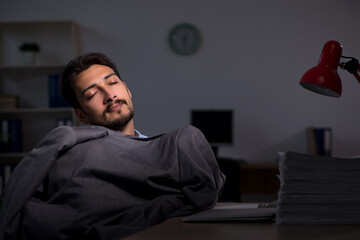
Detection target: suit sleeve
<box><xmin>171</xmin><ymin>125</ymin><xmax>225</xmax><ymax>216</ymax></box>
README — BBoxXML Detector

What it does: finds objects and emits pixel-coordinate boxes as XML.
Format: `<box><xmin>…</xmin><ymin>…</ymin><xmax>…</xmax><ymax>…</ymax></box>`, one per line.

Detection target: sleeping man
<box><xmin>0</xmin><ymin>53</ymin><xmax>225</xmax><ymax>240</ymax></box>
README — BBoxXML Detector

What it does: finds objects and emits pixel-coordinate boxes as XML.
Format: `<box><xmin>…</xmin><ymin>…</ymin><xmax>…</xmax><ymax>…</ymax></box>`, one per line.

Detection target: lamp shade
<box><xmin>300</xmin><ymin>41</ymin><xmax>343</xmax><ymax>97</ymax></box>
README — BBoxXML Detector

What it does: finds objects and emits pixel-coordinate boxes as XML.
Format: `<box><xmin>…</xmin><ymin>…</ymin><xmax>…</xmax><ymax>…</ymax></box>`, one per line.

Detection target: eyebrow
<box><xmin>81</xmin><ymin>72</ymin><xmax>118</xmax><ymax>96</ymax></box>
<box><xmin>104</xmin><ymin>72</ymin><xmax>117</xmax><ymax>80</ymax></box>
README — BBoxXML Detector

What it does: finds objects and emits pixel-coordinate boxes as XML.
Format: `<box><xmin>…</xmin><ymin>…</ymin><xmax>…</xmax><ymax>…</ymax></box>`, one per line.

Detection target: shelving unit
<box><xmin>0</xmin><ymin>21</ymin><xmax>79</xmax><ymax>165</ymax></box>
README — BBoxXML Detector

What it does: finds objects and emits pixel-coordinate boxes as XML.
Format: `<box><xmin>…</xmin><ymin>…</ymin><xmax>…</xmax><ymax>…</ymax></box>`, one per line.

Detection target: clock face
<box><xmin>168</xmin><ymin>23</ymin><xmax>201</xmax><ymax>55</ymax></box>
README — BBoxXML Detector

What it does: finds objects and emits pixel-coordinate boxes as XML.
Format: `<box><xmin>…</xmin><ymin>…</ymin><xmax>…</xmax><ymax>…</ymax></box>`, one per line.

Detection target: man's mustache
<box><xmin>105</xmin><ymin>99</ymin><xmax>127</xmax><ymax>112</ymax></box>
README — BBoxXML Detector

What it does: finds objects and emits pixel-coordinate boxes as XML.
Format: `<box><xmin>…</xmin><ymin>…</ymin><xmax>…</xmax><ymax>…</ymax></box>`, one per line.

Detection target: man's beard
<box><xmin>83</xmin><ymin>99</ymin><xmax>135</xmax><ymax>131</ymax></box>
<box><xmin>105</xmin><ymin>109</ymin><xmax>134</xmax><ymax>131</ymax></box>
<box><xmin>102</xmin><ymin>99</ymin><xmax>135</xmax><ymax>131</ymax></box>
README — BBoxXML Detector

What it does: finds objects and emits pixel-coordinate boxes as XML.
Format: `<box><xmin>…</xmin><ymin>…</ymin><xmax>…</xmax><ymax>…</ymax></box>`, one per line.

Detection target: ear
<box><xmin>74</xmin><ymin>109</ymin><xmax>89</xmax><ymax>124</ymax></box>
<box><xmin>123</xmin><ymin>82</ymin><xmax>132</xmax><ymax>99</ymax></box>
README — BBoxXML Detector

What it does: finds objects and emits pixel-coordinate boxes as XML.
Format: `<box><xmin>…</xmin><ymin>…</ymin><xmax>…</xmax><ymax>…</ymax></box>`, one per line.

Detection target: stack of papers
<box><xmin>277</xmin><ymin>152</ymin><xmax>360</xmax><ymax>224</ymax></box>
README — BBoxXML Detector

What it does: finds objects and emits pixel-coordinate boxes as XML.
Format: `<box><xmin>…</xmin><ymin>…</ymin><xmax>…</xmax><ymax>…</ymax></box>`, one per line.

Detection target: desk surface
<box><xmin>124</xmin><ymin>215</ymin><xmax>360</xmax><ymax>240</ymax></box>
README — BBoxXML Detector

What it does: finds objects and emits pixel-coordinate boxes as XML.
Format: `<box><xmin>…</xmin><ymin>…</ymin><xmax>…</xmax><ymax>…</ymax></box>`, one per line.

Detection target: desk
<box><xmin>123</xmin><ymin>208</ymin><xmax>360</xmax><ymax>240</ymax></box>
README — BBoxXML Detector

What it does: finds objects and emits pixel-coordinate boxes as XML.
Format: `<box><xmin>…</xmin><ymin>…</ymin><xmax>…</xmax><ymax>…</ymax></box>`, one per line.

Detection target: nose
<box><xmin>103</xmin><ymin>89</ymin><xmax>117</xmax><ymax>104</ymax></box>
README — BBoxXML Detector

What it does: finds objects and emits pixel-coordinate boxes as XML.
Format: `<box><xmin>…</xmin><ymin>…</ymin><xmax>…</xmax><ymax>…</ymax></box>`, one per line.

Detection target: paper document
<box><xmin>182</xmin><ymin>204</ymin><xmax>276</xmax><ymax>222</ymax></box>
<box><xmin>213</xmin><ymin>203</ymin><xmax>259</xmax><ymax>209</ymax></box>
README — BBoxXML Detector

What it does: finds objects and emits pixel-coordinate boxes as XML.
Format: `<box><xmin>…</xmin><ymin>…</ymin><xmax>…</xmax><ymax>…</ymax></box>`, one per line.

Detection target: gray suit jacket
<box><xmin>0</xmin><ymin>125</ymin><xmax>225</xmax><ymax>239</ymax></box>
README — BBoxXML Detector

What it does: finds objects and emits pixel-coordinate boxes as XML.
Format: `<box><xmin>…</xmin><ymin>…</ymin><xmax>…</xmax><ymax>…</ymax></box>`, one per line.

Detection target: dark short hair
<box><xmin>59</xmin><ymin>52</ymin><xmax>121</xmax><ymax>109</ymax></box>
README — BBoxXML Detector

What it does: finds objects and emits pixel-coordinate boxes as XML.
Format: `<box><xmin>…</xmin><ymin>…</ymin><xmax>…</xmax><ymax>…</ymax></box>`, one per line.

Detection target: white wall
<box><xmin>1</xmin><ymin>0</ymin><xmax>360</xmax><ymax>162</ymax></box>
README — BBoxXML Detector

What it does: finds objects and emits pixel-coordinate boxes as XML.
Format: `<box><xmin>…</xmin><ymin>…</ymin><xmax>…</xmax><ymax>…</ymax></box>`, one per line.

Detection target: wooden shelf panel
<box><xmin>0</xmin><ymin>107</ymin><xmax>73</xmax><ymax>114</ymax></box>
<box><xmin>239</xmin><ymin>163</ymin><xmax>280</xmax><ymax>194</ymax></box>
<box><xmin>0</xmin><ymin>20</ymin><xmax>76</xmax><ymax>28</ymax></box>
<box><xmin>0</xmin><ymin>152</ymin><xmax>25</xmax><ymax>164</ymax></box>
<box><xmin>0</xmin><ymin>65</ymin><xmax>65</xmax><ymax>72</ymax></box>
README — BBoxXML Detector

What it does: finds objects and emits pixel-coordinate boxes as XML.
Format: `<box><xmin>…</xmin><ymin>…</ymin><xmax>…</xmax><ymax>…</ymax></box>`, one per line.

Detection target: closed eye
<box><xmin>108</xmin><ymin>81</ymin><xmax>118</xmax><ymax>85</ymax></box>
<box><xmin>85</xmin><ymin>91</ymin><xmax>98</xmax><ymax>100</ymax></box>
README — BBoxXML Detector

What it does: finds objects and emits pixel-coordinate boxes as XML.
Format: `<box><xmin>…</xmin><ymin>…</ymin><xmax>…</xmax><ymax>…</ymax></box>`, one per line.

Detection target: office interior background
<box><xmin>1</xmin><ymin>0</ymin><xmax>360</xmax><ymax>163</ymax></box>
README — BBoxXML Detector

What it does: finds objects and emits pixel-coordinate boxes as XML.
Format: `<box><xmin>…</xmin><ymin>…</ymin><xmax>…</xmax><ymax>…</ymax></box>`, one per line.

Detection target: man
<box><xmin>59</xmin><ymin>53</ymin><xmax>141</xmax><ymax>136</ymax></box>
<box><xmin>0</xmin><ymin>53</ymin><xmax>225</xmax><ymax>240</ymax></box>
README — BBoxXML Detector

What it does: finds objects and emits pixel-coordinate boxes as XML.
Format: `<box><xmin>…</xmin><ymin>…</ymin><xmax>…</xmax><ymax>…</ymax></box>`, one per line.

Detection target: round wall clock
<box><xmin>168</xmin><ymin>23</ymin><xmax>201</xmax><ymax>55</ymax></box>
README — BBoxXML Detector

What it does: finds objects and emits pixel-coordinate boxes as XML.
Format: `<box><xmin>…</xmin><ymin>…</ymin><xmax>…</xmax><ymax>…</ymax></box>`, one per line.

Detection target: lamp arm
<box><xmin>340</xmin><ymin>56</ymin><xmax>360</xmax><ymax>84</ymax></box>
<box><xmin>354</xmin><ymin>70</ymin><xmax>360</xmax><ymax>84</ymax></box>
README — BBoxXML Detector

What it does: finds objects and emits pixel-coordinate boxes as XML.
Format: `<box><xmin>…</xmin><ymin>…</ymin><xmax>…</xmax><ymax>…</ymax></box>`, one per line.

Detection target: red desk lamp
<box><xmin>299</xmin><ymin>40</ymin><xmax>360</xmax><ymax>97</ymax></box>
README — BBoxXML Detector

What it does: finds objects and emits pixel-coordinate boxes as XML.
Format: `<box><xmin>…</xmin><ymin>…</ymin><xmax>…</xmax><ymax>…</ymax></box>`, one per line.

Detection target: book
<box><xmin>0</xmin><ymin>95</ymin><xmax>19</xmax><ymax>109</ymax></box>
<box><xmin>56</xmin><ymin>118</ymin><xmax>73</xmax><ymax>126</ymax></box>
<box><xmin>308</xmin><ymin>127</ymin><xmax>332</xmax><ymax>156</ymax></box>
<box><xmin>0</xmin><ymin>119</ymin><xmax>22</xmax><ymax>153</ymax></box>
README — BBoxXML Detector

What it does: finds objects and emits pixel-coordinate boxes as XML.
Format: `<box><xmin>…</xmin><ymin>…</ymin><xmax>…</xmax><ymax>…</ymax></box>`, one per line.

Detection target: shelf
<box><xmin>0</xmin><ymin>20</ymin><xmax>76</xmax><ymax>28</ymax></box>
<box><xmin>0</xmin><ymin>152</ymin><xmax>25</xmax><ymax>164</ymax></box>
<box><xmin>0</xmin><ymin>107</ymin><xmax>73</xmax><ymax>114</ymax></box>
<box><xmin>0</xmin><ymin>64</ymin><xmax>65</xmax><ymax>72</ymax></box>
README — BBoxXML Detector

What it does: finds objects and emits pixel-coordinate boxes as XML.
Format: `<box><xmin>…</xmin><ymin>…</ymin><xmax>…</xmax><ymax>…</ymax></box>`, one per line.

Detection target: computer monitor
<box><xmin>191</xmin><ymin>110</ymin><xmax>233</xmax><ymax>156</ymax></box>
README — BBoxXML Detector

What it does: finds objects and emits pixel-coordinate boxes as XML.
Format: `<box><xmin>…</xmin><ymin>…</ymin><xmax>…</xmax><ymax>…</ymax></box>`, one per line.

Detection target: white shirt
<box><xmin>134</xmin><ymin>129</ymin><xmax>147</xmax><ymax>138</ymax></box>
